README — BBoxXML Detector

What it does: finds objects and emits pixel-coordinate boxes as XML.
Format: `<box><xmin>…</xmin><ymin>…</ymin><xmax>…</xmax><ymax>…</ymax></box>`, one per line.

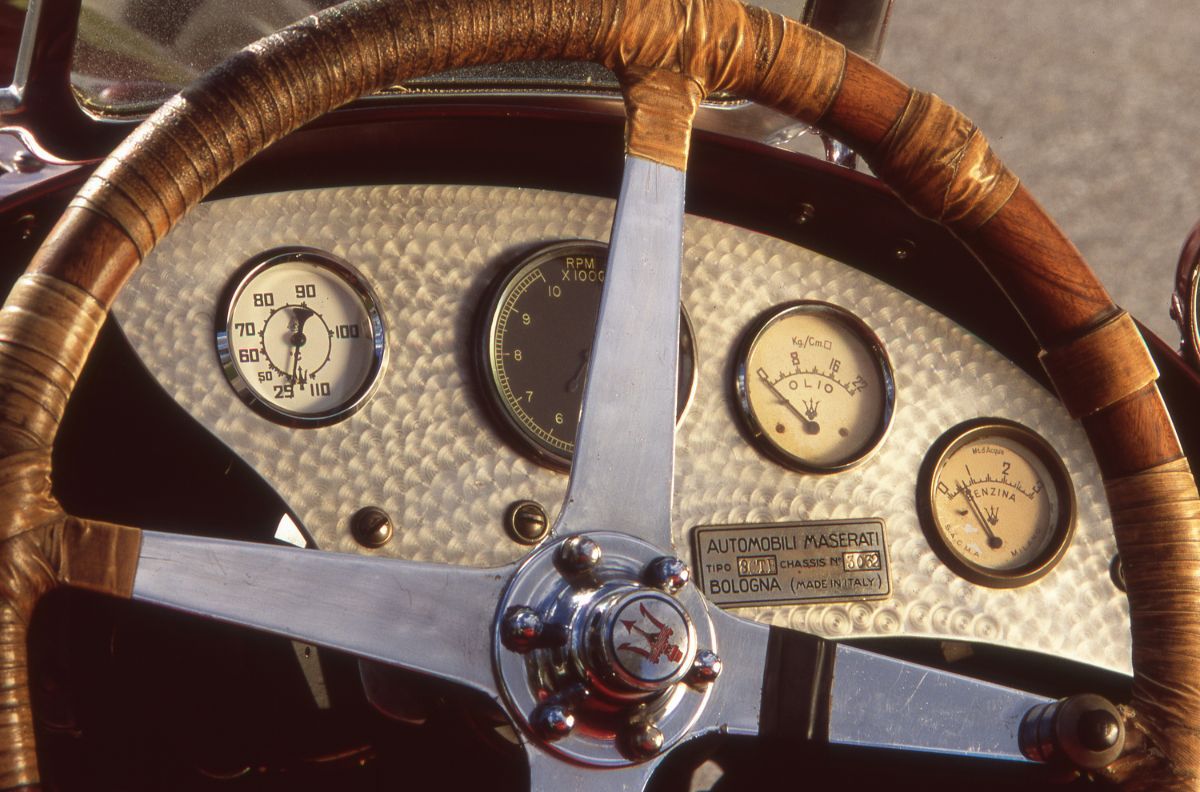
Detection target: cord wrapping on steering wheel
<box><xmin>0</xmin><ymin>0</ymin><xmax>1196</xmax><ymax>788</ymax></box>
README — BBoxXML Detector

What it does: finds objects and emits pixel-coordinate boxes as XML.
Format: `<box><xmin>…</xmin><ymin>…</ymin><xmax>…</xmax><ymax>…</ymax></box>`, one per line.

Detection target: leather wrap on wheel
<box><xmin>0</xmin><ymin>0</ymin><xmax>1191</xmax><ymax>787</ymax></box>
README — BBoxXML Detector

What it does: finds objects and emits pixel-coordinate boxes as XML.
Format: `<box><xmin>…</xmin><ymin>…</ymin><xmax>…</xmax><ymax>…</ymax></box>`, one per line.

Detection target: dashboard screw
<box><xmin>1110</xmin><ymin>554</ymin><xmax>1126</xmax><ymax>592</ymax></box>
<box><xmin>13</xmin><ymin>214</ymin><xmax>35</xmax><ymax>241</ymax></box>
<box><xmin>688</xmin><ymin>650</ymin><xmax>723</xmax><ymax>686</ymax></box>
<box><xmin>893</xmin><ymin>239</ymin><xmax>916</xmax><ymax>261</ymax></box>
<box><xmin>501</xmin><ymin>606</ymin><xmax>544</xmax><ymax>652</ymax></box>
<box><xmin>531</xmin><ymin>703</ymin><xmax>575</xmax><ymax>740</ymax></box>
<box><xmin>557</xmin><ymin>535</ymin><xmax>602</xmax><ymax>575</ymax></box>
<box><xmin>794</xmin><ymin>202</ymin><xmax>816</xmax><ymax>226</ymax></box>
<box><xmin>645</xmin><ymin>556</ymin><xmax>690</xmax><ymax>594</ymax></box>
<box><xmin>350</xmin><ymin>506</ymin><xmax>393</xmax><ymax>548</ymax></box>
<box><xmin>506</xmin><ymin>500</ymin><xmax>549</xmax><ymax>545</ymax></box>
<box><xmin>624</xmin><ymin>722</ymin><xmax>665</xmax><ymax>759</ymax></box>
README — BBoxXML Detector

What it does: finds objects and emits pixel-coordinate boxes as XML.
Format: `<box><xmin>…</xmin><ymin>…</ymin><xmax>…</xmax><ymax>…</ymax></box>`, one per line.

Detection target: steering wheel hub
<box><xmin>494</xmin><ymin>532</ymin><xmax>718</xmax><ymax>766</ymax></box>
<box><xmin>590</xmin><ymin>589</ymin><xmax>696</xmax><ymax>695</ymax></box>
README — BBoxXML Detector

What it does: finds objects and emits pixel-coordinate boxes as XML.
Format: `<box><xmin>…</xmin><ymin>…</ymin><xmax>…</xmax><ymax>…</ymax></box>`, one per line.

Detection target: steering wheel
<box><xmin>0</xmin><ymin>0</ymin><xmax>1195</xmax><ymax>788</ymax></box>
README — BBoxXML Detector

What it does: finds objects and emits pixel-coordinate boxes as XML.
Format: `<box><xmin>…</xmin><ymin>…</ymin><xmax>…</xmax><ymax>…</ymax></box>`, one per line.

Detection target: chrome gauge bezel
<box><xmin>215</xmin><ymin>247</ymin><xmax>387</xmax><ymax>428</ymax></box>
<box><xmin>916</xmin><ymin>418</ymin><xmax>1077</xmax><ymax>588</ymax></box>
<box><xmin>734</xmin><ymin>300</ymin><xmax>896</xmax><ymax>474</ymax></box>
<box><xmin>478</xmin><ymin>240</ymin><xmax>697</xmax><ymax>471</ymax></box>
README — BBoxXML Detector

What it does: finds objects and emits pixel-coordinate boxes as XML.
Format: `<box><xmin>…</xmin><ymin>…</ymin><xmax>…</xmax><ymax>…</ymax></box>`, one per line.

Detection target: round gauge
<box><xmin>480</xmin><ymin>241</ymin><xmax>696</xmax><ymax>470</ymax></box>
<box><xmin>917</xmin><ymin>418</ymin><xmax>1076</xmax><ymax>588</ymax></box>
<box><xmin>735</xmin><ymin>301</ymin><xmax>894</xmax><ymax>472</ymax></box>
<box><xmin>216</xmin><ymin>247</ymin><xmax>386</xmax><ymax>426</ymax></box>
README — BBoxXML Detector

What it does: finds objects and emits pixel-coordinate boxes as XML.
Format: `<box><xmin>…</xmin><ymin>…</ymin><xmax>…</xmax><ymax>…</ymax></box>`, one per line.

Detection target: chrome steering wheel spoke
<box><xmin>525</xmin><ymin>743</ymin><xmax>664</xmax><ymax>792</ymax></box>
<box><xmin>133</xmin><ymin>530</ymin><xmax>509</xmax><ymax>696</ymax></box>
<box><xmin>555</xmin><ymin>155</ymin><xmax>686</xmax><ymax>551</ymax></box>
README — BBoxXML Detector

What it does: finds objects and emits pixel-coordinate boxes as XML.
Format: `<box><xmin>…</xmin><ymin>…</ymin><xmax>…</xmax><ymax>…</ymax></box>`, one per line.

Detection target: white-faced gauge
<box><xmin>216</xmin><ymin>247</ymin><xmax>386</xmax><ymax>426</ymax></box>
<box><xmin>479</xmin><ymin>240</ymin><xmax>696</xmax><ymax>470</ymax></box>
<box><xmin>735</xmin><ymin>301</ymin><xmax>894</xmax><ymax>472</ymax></box>
<box><xmin>917</xmin><ymin>418</ymin><xmax>1076</xmax><ymax>587</ymax></box>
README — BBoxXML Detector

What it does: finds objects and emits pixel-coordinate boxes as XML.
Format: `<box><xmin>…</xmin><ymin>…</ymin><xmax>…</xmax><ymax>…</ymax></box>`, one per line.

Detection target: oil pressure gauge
<box><xmin>735</xmin><ymin>301</ymin><xmax>894</xmax><ymax>472</ymax></box>
<box><xmin>217</xmin><ymin>247</ymin><xmax>386</xmax><ymax>426</ymax></box>
<box><xmin>917</xmin><ymin>418</ymin><xmax>1076</xmax><ymax>588</ymax></box>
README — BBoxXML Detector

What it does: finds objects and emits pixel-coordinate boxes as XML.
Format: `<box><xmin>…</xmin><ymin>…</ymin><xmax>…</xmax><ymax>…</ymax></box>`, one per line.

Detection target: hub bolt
<box><xmin>645</xmin><ymin>556</ymin><xmax>690</xmax><ymax>594</ymax></box>
<box><xmin>532</xmin><ymin>703</ymin><xmax>575</xmax><ymax>740</ymax></box>
<box><xmin>557</xmin><ymin>535</ymin><xmax>602</xmax><ymax>575</ymax></box>
<box><xmin>501</xmin><ymin>606</ymin><xmax>544</xmax><ymax>652</ymax></box>
<box><xmin>625</xmin><ymin>722</ymin><xmax>665</xmax><ymax>759</ymax></box>
<box><xmin>688</xmin><ymin>649</ymin><xmax>723</xmax><ymax>685</ymax></box>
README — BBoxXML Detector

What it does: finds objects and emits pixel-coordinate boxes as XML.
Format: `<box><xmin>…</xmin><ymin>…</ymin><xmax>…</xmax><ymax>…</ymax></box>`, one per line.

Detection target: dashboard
<box><xmin>111</xmin><ymin>182</ymin><xmax>1130</xmax><ymax>675</ymax></box>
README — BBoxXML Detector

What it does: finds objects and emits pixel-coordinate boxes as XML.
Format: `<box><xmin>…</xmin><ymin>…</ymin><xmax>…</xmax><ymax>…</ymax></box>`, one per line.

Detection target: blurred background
<box><xmin>881</xmin><ymin>0</ymin><xmax>1200</xmax><ymax>346</ymax></box>
<box><xmin>4</xmin><ymin>0</ymin><xmax>1199</xmax><ymax>346</ymax></box>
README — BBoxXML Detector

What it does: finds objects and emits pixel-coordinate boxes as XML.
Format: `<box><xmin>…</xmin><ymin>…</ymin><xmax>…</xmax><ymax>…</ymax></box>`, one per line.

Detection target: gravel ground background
<box><xmin>879</xmin><ymin>0</ymin><xmax>1200</xmax><ymax>347</ymax></box>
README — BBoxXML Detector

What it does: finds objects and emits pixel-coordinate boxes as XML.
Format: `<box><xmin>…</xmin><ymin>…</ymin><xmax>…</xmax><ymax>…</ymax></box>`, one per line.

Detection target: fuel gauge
<box><xmin>735</xmin><ymin>301</ymin><xmax>895</xmax><ymax>472</ymax></box>
<box><xmin>917</xmin><ymin>418</ymin><xmax>1076</xmax><ymax>587</ymax></box>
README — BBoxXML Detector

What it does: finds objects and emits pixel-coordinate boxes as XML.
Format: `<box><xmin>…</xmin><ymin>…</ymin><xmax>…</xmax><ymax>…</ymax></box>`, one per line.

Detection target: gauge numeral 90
<box><xmin>216</xmin><ymin>247</ymin><xmax>387</xmax><ymax>427</ymax></box>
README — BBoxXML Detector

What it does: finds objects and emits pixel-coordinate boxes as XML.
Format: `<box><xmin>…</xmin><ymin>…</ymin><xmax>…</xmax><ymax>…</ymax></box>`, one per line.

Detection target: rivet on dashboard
<box><xmin>506</xmin><ymin>499</ymin><xmax>549</xmax><ymax>545</ymax></box>
<box><xmin>793</xmin><ymin>202</ymin><xmax>816</xmax><ymax>226</ymax></box>
<box><xmin>893</xmin><ymin>239</ymin><xmax>916</xmax><ymax>261</ymax></box>
<box><xmin>350</xmin><ymin>506</ymin><xmax>393</xmax><ymax>548</ymax></box>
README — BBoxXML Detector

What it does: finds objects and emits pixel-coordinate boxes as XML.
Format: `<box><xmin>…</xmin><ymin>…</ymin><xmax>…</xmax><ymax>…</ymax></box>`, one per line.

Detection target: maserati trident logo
<box><xmin>617</xmin><ymin>602</ymin><xmax>684</xmax><ymax>665</ymax></box>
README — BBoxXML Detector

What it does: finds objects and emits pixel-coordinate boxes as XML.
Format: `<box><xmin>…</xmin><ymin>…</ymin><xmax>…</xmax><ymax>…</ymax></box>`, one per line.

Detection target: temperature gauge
<box><xmin>217</xmin><ymin>247</ymin><xmax>386</xmax><ymax>426</ymax></box>
<box><xmin>917</xmin><ymin>418</ymin><xmax>1076</xmax><ymax>587</ymax></box>
<box><xmin>735</xmin><ymin>301</ymin><xmax>894</xmax><ymax>472</ymax></box>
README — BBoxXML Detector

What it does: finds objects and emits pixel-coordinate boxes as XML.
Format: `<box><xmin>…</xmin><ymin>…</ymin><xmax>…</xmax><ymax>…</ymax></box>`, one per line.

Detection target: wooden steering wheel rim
<box><xmin>0</xmin><ymin>0</ymin><xmax>1195</xmax><ymax>788</ymax></box>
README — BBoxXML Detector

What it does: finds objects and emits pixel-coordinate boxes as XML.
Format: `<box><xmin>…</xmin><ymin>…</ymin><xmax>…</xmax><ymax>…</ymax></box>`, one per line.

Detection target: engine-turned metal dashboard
<box><xmin>111</xmin><ymin>183</ymin><xmax>1130</xmax><ymax>675</ymax></box>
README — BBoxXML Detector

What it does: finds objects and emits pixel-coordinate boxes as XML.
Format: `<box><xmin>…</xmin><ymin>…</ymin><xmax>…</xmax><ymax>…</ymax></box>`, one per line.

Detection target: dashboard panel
<box><xmin>113</xmin><ymin>183</ymin><xmax>1129</xmax><ymax>674</ymax></box>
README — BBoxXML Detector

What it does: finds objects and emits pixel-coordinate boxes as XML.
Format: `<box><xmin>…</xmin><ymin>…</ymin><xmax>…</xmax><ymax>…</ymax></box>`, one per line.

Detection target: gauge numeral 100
<box><xmin>335</xmin><ymin>323</ymin><xmax>361</xmax><ymax>339</ymax></box>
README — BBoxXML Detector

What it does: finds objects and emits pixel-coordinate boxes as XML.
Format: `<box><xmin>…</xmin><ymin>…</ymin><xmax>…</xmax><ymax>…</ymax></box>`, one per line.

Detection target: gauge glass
<box><xmin>217</xmin><ymin>248</ymin><xmax>386</xmax><ymax>426</ymax></box>
<box><xmin>736</xmin><ymin>301</ymin><xmax>894</xmax><ymax>472</ymax></box>
<box><xmin>918</xmin><ymin>419</ymin><xmax>1076</xmax><ymax>587</ymax></box>
<box><xmin>481</xmin><ymin>241</ymin><xmax>696</xmax><ymax>470</ymax></box>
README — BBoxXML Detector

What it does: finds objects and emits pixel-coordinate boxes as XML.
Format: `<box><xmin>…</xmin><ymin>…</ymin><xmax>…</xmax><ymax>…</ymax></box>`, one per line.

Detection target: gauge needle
<box><xmin>758</xmin><ymin>370</ymin><xmax>820</xmax><ymax>435</ymax></box>
<box><xmin>288</xmin><ymin>307</ymin><xmax>315</xmax><ymax>385</ymax></box>
<box><xmin>566</xmin><ymin>349</ymin><xmax>590</xmax><ymax>393</ymax></box>
<box><xmin>957</xmin><ymin>480</ymin><xmax>1003</xmax><ymax>549</ymax></box>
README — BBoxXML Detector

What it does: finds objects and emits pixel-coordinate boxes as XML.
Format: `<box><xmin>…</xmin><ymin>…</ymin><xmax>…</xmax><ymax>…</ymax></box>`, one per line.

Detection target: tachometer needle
<box><xmin>958</xmin><ymin>480</ymin><xmax>1003</xmax><ymax>549</ymax></box>
<box><xmin>566</xmin><ymin>349</ymin><xmax>590</xmax><ymax>393</ymax></box>
<box><xmin>757</xmin><ymin>369</ymin><xmax>820</xmax><ymax>435</ymax></box>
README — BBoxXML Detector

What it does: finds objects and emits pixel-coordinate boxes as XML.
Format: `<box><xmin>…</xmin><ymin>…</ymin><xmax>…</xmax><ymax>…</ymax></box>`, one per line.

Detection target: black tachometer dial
<box><xmin>479</xmin><ymin>241</ymin><xmax>696</xmax><ymax>470</ymax></box>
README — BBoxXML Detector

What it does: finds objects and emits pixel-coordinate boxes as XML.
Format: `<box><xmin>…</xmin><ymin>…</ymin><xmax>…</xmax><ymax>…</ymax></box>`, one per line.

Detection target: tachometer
<box><xmin>735</xmin><ymin>301</ymin><xmax>894</xmax><ymax>472</ymax></box>
<box><xmin>217</xmin><ymin>247</ymin><xmax>386</xmax><ymax>426</ymax></box>
<box><xmin>480</xmin><ymin>241</ymin><xmax>696</xmax><ymax>470</ymax></box>
<box><xmin>917</xmin><ymin>418</ymin><xmax>1076</xmax><ymax>587</ymax></box>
